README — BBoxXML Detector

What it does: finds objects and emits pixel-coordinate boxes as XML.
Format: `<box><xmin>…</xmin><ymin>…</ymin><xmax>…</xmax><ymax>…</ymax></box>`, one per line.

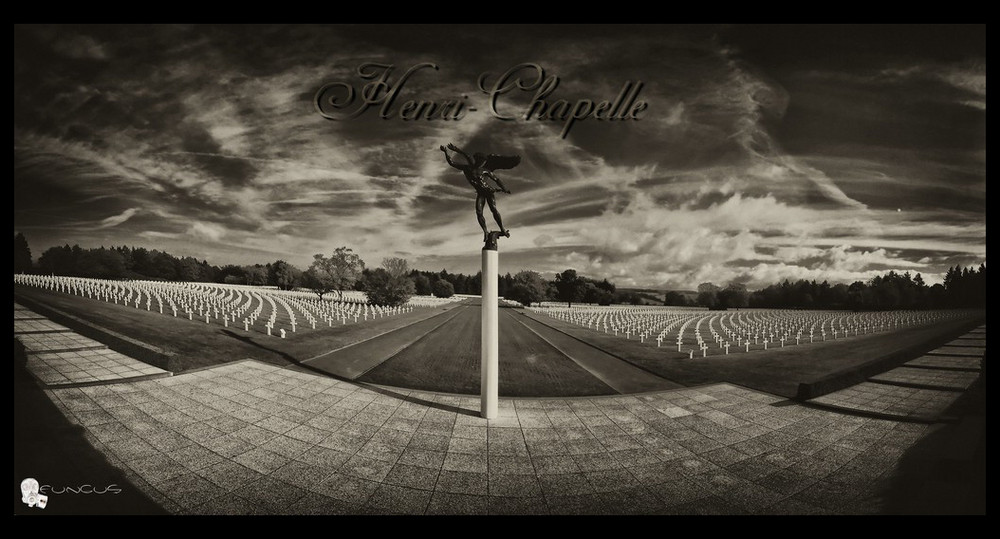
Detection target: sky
<box><xmin>14</xmin><ymin>24</ymin><xmax>986</xmax><ymax>289</ymax></box>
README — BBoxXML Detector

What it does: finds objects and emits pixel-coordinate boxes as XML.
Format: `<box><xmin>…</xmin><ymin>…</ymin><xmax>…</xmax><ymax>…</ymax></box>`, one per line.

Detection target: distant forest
<box><xmin>14</xmin><ymin>234</ymin><xmax>985</xmax><ymax>310</ymax></box>
<box><xmin>13</xmin><ymin>238</ymin><xmax>636</xmax><ymax>304</ymax></box>
<box><xmin>666</xmin><ymin>267</ymin><xmax>985</xmax><ymax>311</ymax></box>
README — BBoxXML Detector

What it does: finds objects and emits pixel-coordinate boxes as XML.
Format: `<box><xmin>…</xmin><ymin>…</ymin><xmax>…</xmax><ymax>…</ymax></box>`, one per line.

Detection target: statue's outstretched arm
<box><xmin>446</xmin><ymin>143</ymin><xmax>474</xmax><ymax>165</ymax></box>
<box><xmin>440</xmin><ymin>146</ymin><xmax>461</xmax><ymax>169</ymax></box>
<box><xmin>440</xmin><ymin>145</ymin><xmax>466</xmax><ymax>170</ymax></box>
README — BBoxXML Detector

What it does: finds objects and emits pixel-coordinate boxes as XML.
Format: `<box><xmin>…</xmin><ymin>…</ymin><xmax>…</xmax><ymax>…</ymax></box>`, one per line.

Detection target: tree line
<box><xmin>16</xmin><ymin>238</ymin><xmax>639</xmax><ymax>308</ymax></box>
<box><xmin>669</xmin><ymin>266</ymin><xmax>985</xmax><ymax>310</ymax></box>
<box><xmin>14</xmin><ymin>235</ymin><xmax>984</xmax><ymax>310</ymax></box>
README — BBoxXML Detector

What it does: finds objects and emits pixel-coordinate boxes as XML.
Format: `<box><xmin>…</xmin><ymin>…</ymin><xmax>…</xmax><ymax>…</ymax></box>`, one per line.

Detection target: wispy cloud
<box><xmin>94</xmin><ymin>208</ymin><xmax>139</xmax><ymax>229</ymax></box>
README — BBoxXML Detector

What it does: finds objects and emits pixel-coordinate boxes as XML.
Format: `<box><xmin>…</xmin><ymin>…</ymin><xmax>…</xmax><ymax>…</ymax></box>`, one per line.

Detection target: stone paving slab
<box><xmin>15</xmin><ymin>310</ymin><xmax>47</xmax><ymax>320</ymax></box>
<box><xmin>905</xmin><ymin>355</ymin><xmax>981</xmax><ymax>371</ymax></box>
<box><xmin>39</xmin><ymin>359</ymin><xmax>957</xmax><ymax>515</ymax></box>
<box><xmin>945</xmin><ymin>338</ymin><xmax>985</xmax><ymax>347</ymax></box>
<box><xmin>869</xmin><ymin>367</ymin><xmax>980</xmax><ymax>391</ymax></box>
<box><xmin>17</xmin><ymin>332</ymin><xmax>108</xmax><ymax>353</ymax></box>
<box><xmin>807</xmin><ymin>382</ymin><xmax>961</xmax><ymax>422</ymax></box>
<box><xmin>14</xmin><ymin>318</ymin><xmax>74</xmax><ymax>333</ymax></box>
<box><xmin>925</xmin><ymin>346</ymin><xmax>985</xmax><ymax>358</ymax></box>
<box><xmin>27</xmin><ymin>349</ymin><xmax>169</xmax><ymax>386</ymax></box>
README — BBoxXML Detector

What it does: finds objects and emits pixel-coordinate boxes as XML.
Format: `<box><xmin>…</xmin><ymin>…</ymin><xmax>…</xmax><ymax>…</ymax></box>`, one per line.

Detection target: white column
<box><xmin>481</xmin><ymin>246</ymin><xmax>499</xmax><ymax>420</ymax></box>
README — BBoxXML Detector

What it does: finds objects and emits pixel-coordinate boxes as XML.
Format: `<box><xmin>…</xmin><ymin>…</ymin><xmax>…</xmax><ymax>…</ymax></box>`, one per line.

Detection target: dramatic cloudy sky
<box><xmin>14</xmin><ymin>24</ymin><xmax>985</xmax><ymax>288</ymax></box>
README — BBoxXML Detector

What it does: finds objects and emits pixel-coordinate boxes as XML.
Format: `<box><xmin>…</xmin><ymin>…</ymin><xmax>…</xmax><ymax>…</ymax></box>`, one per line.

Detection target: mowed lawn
<box><xmin>360</xmin><ymin>304</ymin><xmax>616</xmax><ymax>397</ymax></box>
<box><xmin>14</xmin><ymin>285</ymin><xmax>463</xmax><ymax>372</ymax></box>
<box><xmin>16</xmin><ymin>284</ymin><xmax>984</xmax><ymax>399</ymax></box>
<box><xmin>522</xmin><ymin>309</ymin><xmax>985</xmax><ymax>398</ymax></box>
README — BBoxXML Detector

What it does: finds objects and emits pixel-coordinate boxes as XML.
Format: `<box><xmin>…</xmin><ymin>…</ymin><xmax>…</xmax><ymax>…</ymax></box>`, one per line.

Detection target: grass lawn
<box><xmin>15</xmin><ymin>285</ymin><xmax>464</xmax><ymax>372</ymax></box>
<box><xmin>360</xmin><ymin>305</ymin><xmax>616</xmax><ymax>397</ymax></box>
<box><xmin>15</xmin><ymin>284</ymin><xmax>984</xmax><ymax>399</ymax></box>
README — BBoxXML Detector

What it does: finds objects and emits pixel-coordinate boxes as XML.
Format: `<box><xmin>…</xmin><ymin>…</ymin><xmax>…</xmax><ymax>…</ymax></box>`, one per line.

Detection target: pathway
<box><xmin>15</xmin><ymin>302</ymin><xmax>171</xmax><ymax>387</ymax></box>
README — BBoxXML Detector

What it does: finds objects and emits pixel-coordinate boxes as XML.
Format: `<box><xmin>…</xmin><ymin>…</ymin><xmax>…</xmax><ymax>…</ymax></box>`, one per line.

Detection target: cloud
<box><xmin>94</xmin><ymin>208</ymin><xmax>139</xmax><ymax>229</ymax></box>
<box><xmin>50</xmin><ymin>33</ymin><xmax>109</xmax><ymax>60</ymax></box>
<box><xmin>138</xmin><ymin>231</ymin><xmax>181</xmax><ymax>240</ymax></box>
<box><xmin>533</xmin><ymin>234</ymin><xmax>554</xmax><ymax>247</ymax></box>
<box><xmin>188</xmin><ymin>221</ymin><xmax>226</xmax><ymax>242</ymax></box>
<box><xmin>882</xmin><ymin>60</ymin><xmax>986</xmax><ymax>110</ymax></box>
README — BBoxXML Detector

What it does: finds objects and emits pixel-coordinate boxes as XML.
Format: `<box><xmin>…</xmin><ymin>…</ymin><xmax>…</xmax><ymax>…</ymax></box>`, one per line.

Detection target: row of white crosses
<box><xmin>543</xmin><ymin>306</ymin><xmax>690</xmax><ymax>342</ymax></box>
<box><xmin>13</xmin><ymin>275</ymin><xmax>439</xmax><ymax>339</ymax></box>
<box><xmin>529</xmin><ymin>303</ymin><xmax>974</xmax><ymax>358</ymax></box>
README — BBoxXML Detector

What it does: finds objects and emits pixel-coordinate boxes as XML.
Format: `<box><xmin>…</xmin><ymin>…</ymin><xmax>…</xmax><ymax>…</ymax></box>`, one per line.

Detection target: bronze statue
<box><xmin>440</xmin><ymin>143</ymin><xmax>520</xmax><ymax>243</ymax></box>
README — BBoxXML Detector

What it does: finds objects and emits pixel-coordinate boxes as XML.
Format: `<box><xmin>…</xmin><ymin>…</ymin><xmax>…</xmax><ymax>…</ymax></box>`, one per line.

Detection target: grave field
<box><xmin>14</xmin><ymin>281</ymin><xmax>461</xmax><ymax>372</ymax></box>
<box><xmin>14</xmin><ymin>276</ymin><xmax>984</xmax><ymax>398</ymax></box>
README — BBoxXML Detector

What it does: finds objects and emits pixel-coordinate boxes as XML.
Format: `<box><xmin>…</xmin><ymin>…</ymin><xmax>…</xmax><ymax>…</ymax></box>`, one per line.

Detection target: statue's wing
<box><xmin>483</xmin><ymin>154</ymin><xmax>521</xmax><ymax>171</ymax></box>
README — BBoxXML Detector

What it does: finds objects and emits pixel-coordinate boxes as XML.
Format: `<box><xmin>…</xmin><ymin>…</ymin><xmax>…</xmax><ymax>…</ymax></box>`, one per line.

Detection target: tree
<box><xmin>301</xmin><ymin>261</ymin><xmax>335</xmax><ymax>300</ymax></box>
<box><xmin>468</xmin><ymin>272</ymin><xmax>482</xmax><ymax>295</ymax></box>
<box><xmin>696</xmin><ymin>282</ymin><xmax>720</xmax><ymax>309</ymax></box>
<box><xmin>581</xmin><ymin>282</ymin><xmax>614</xmax><ymax>305</ymax></box>
<box><xmin>302</xmin><ymin>248</ymin><xmax>365</xmax><ymax>300</ymax></box>
<box><xmin>618</xmin><ymin>291</ymin><xmax>641</xmax><ymax>305</ymax></box>
<box><xmin>554</xmin><ymin>269</ymin><xmax>586</xmax><ymax>307</ymax></box>
<box><xmin>664</xmin><ymin>291</ymin><xmax>688</xmax><ymax>306</ymax></box>
<box><xmin>148</xmin><ymin>250</ymin><xmax>178</xmax><ymax>280</ymax></box>
<box><xmin>506</xmin><ymin>270</ymin><xmax>547</xmax><ymax>306</ymax></box>
<box><xmin>76</xmin><ymin>248</ymin><xmax>126</xmax><ymax>279</ymax></box>
<box><xmin>217</xmin><ymin>264</ymin><xmax>245</xmax><ymax>284</ymax></box>
<box><xmin>38</xmin><ymin>245</ymin><xmax>73</xmax><ymax>275</ymax></box>
<box><xmin>413</xmin><ymin>273</ymin><xmax>432</xmax><ymax>296</ymax></box>
<box><xmin>432</xmin><ymin>279</ymin><xmax>455</xmax><ymax>298</ymax></box>
<box><xmin>717</xmin><ymin>281</ymin><xmax>748</xmax><ymax>309</ymax></box>
<box><xmin>453</xmin><ymin>274</ymin><xmax>469</xmax><ymax>295</ymax></box>
<box><xmin>382</xmin><ymin>257</ymin><xmax>409</xmax><ymax>278</ymax></box>
<box><xmin>176</xmin><ymin>257</ymin><xmax>203</xmax><ymax>281</ymax></box>
<box><xmin>498</xmin><ymin>273</ymin><xmax>513</xmax><ymax>298</ymax></box>
<box><xmin>268</xmin><ymin>260</ymin><xmax>301</xmax><ymax>290</ymax></box>
<box><xmin>363</xmin><ymin>257</ymin><xmax>416</xmax><ymax>306</ymax></box>
<box><xmin>14</xmin><ymin>233</ymin><xmax>32</xmax><ymax>273</ymax></box>
<box><xmin>302</xmin><ymin>247</ymin><xmax>365</xmax><ymax>300</ymax></box>
<box><xmin>243</xmin><ymin>265</ymin><xmax>268</xmax><ymax>286</ymax></box>
<box><xmin>330</xmin><ymin>247</ymin><xmax>366</xmax><ymax>297</ymax></box>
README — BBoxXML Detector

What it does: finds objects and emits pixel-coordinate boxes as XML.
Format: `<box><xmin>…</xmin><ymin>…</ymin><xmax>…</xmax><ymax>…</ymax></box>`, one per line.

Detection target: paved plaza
<box><xmin>45</xmin><ymin>361</ymin><xmax>921</xmax><ymax>515</ymax></box>
<box><xmin>15</xmin><ymin>303</ymin><xmax>985</xmax><ymax>514</ymax></box>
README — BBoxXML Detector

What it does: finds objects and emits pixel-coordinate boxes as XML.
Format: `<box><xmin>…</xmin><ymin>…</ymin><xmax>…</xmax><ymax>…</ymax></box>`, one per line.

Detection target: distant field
<box><xmin>521</xmin><ymin>308</ymin><xmax>984</xmax><ymax>397</ymax></box>
<box><xmin>14</xmin><ymin>283</ymin><xmax>985</xmax><ymax>398</ymax></box>
<box><xmin>14</xmin><ymin>285</ymin><xmax>461</xmax><ymax>372</ymax></box>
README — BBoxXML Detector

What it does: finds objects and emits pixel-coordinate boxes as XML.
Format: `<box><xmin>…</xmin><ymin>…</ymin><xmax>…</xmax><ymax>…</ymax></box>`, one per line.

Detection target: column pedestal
<box><xmin>481</xmin><ymin>238</ymin><xmax>500</xmax><ymax>419</ymax></box>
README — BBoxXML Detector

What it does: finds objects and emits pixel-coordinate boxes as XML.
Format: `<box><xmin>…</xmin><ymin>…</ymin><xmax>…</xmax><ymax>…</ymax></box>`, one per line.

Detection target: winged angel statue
<box><xmin>440</xmin><ymin>143</ymin><xmax>521</xmax><ymax>243</ymax></box>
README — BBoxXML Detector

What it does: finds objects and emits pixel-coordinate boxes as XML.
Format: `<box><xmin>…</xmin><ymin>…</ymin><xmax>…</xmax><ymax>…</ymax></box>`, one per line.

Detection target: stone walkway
<box><xmin>18</xmin><ymin>302</ymin><xmax>985</xmax><ymax>514</ymax></box>
<box><xmin>15</xmin><ymin>302</ymin><xmax>171</xmax><ymax>387</ymax></box>
<box><xmin>807</xmin><ymin>326</ymin><xmax>985</xmax><ymax>423</ymax></box>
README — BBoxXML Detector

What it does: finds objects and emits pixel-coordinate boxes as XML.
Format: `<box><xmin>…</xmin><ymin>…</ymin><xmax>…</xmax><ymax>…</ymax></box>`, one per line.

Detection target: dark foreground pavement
<box><xmin>14</xmin><ymin>301</ymin><xmax>985</xmax><ymax>515</ymax></box>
